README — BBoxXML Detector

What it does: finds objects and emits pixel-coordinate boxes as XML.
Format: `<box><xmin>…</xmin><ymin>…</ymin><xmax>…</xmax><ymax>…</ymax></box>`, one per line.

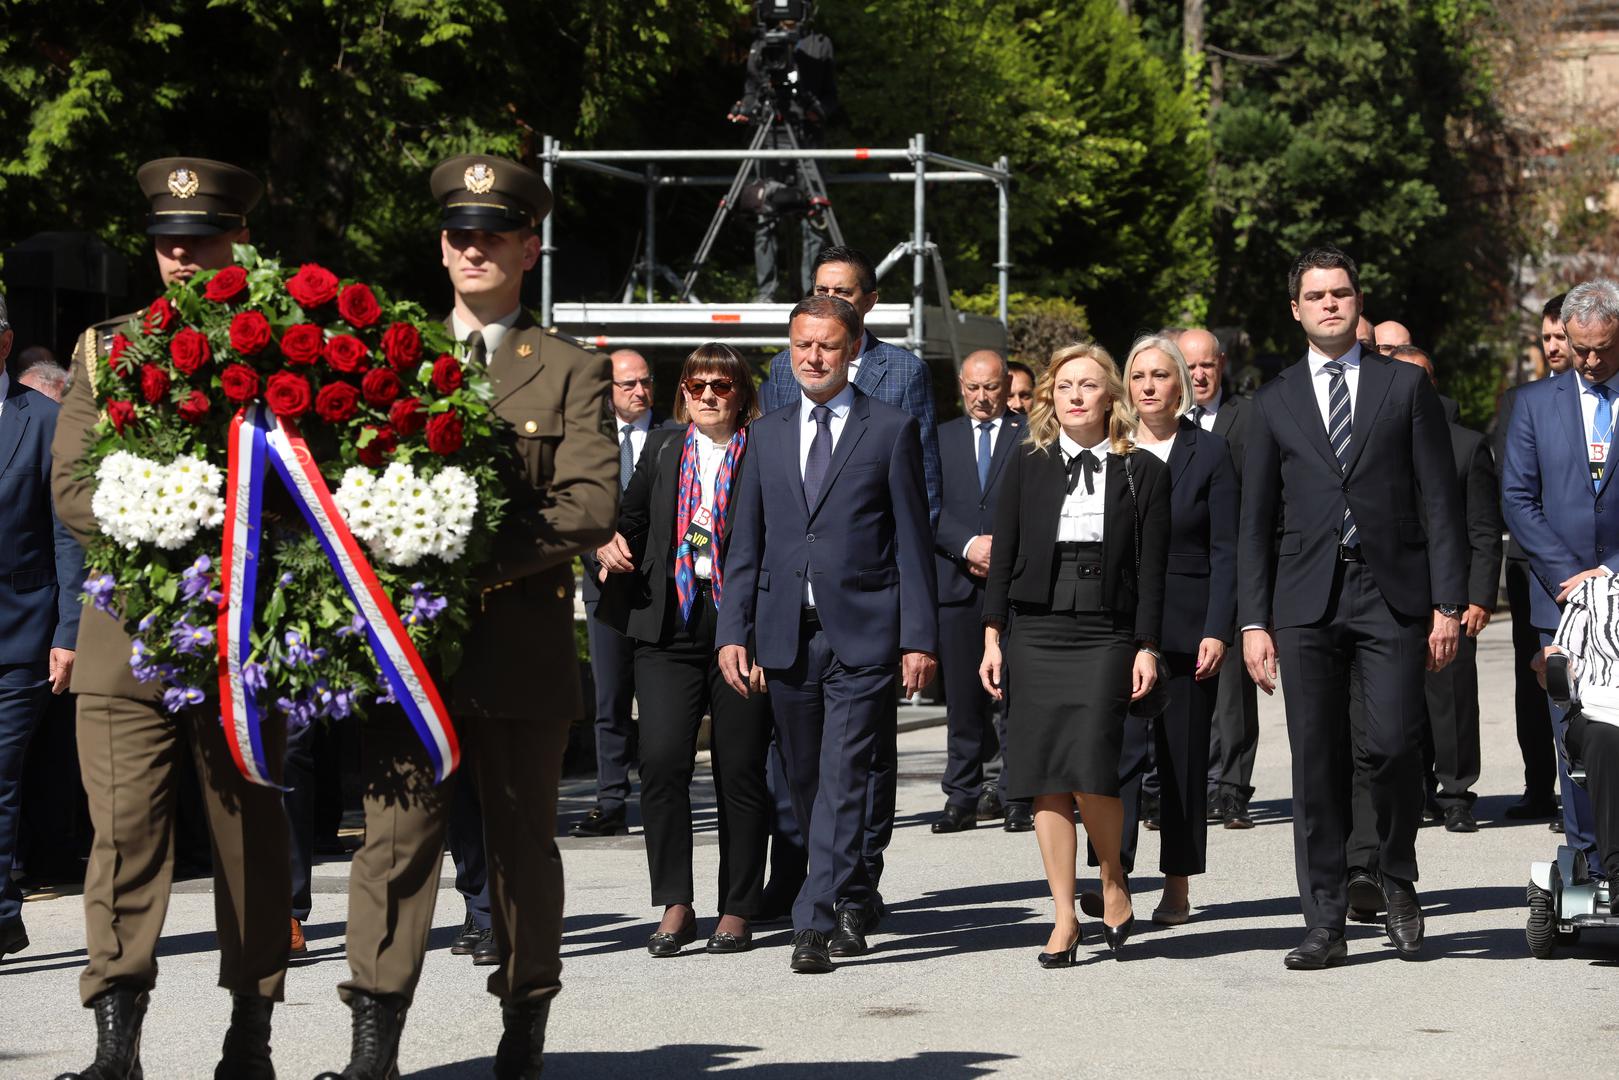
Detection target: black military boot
<box><xmin>215</xmin><ymin>993</ymin><xmax>275</xmax><ymax>1078</ymax></box>
<box><xmin>54</xmin><ymin>986</ymin><xmax>148</xmax><ymax>1080</ymax></box>
<box><xmin>313</xmin><ymin>991</ymin><xmax>407</xmax><ymax>1080</ymax></box>
<box><xmin>493</xmin><ymin>999</ymin><xmax>551</xmax><ymax>1080</ymax></box>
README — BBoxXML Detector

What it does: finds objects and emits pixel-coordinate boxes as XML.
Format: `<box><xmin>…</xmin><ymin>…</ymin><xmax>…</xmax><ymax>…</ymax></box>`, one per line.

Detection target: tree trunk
<box><xmin>1184</xmin><ymin>0</ymin><xmax>1206</xmax><ymax>58</ymax></box>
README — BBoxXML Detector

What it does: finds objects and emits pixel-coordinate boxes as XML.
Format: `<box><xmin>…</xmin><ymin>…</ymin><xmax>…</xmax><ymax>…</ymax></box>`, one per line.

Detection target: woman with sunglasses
<box><xmin>594</xmin><ymin>343</ymin><xmax>772</xmax><ymax>956</ymax></box>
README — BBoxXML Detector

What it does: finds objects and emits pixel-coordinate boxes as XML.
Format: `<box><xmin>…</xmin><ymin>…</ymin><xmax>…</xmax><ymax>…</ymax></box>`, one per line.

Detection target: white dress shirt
<box><xmin>1137</xmin><ymin>437</ymin><xmax>1173</xmax><ymax>463</ymax></box>
<box><xmin>693</xmin><ymin>432</ymin><xmax>731</xmax><ymax>579</ymax></box>
<box><xmin>0</xmin><ymin>370</ymin><xmax>8</xmax><ymax>420</ymax></box>
<box><xmin>1189</xmin><ymin>389</ymin><xmax>1221</xmax><ymax>431</ymax></box>
<box><xmin>1306</xmin><ymin>342</ymin><xmax>1363</xmax><ymax>432</ymax></box>
<box><xmin>962</xmin><ymin>413</ymin><xmax>1008</xmax><ymax>558</ymax></box>
<box><xmin>1055</xmin><ymin>431</ymin><xmax>1111</xmax><ymax>543</ymax></box>
<box><xmin>449</xmin><ymin>308</ymin><xmax>522</xmax><ymax>357</ymax></box>
<box><xmin>799</xmin><ymin>383</ymin><xmax>856</xmax><ymax>606</ymax></box>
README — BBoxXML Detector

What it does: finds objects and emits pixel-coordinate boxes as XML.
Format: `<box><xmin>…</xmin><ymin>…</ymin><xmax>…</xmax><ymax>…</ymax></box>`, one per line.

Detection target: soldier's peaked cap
<box><xmin>431</xmin><ymin>154</ymin><xmax>552</xmax><ymax>232</ymax></box>
<box><xmin>136</xmin><ymin>158</ymin><xmax>263</xmax><ymax>236</ymax></box>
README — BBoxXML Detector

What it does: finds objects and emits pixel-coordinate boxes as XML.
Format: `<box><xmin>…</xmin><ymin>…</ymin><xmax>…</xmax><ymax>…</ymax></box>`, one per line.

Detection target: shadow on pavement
<box><xmin>411</xmin><ymin>1046</ymin><xmax>1013</xmax><ymax>1078</ymax></box>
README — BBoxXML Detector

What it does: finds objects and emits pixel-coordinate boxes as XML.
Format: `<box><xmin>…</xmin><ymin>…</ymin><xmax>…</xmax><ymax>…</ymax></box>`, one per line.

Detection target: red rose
<box><xmin>314</xmin><ymin>381</ymin><xmax>361</xmax><ymax>424</ymax></box>
<box><xmin>279</xmin><ymin>323</ymin><xmax>323</xmax><ymax>365</ymax></box>
<box><xmin>264</xmin><ymin>372</ymin><xmax>313</xmax><ymax>418</ymax></box>
<box><xmin>430</xmin><ymin>354</ymin><xmax>463</xmax><ymax>395</ymax></box>
<box><xmin>107</xmin><ymin>334</ymin><xmax>134</xmax><ymax>378</ymax></box>
<box><xmin>337</xmin><ymin>283</ymin><xmax>382</xmax><ymax>329</ymax></box>
<box><xmin>139</xmin><ymin>363</ymin><xmax>170</xmax><ymax>404</ymax></box>
<box><xmin>203</xmin><ymin>266</ymin><xmax>248</xmax><ymax>303</ymax></box>
<box><xmin>323</xmin><ymin>334</ymin><xmax>370</xmax><ymax>374</ymax></box>
<box><xmin>388</xmin><ymin>397</ymin><xmax>425</xmax><ymax>437</ymax></box>
<box><xmin>220</xmin><ymin>363</ymin><xmax>260</xmax><ymax>404</ymax></box>
<box><xmin>177</xmin><ymin>390</ymin><xmax>211</xmax><ymax>424</ymax></box>
<box><xmin>357</xmin><ymin>424</ymin><xmax>398</xmax><ymax>468</ymax></box>
<box><xmin>285</xmin><ymin>263</ymin><xmax>339</xmax><ymax>309</ymax></box>
<box><xmin>169</xmin><ymin>327</ymin><xmax>212</xmax><ymax>375</ymax></box>
<box><xmin>107</xmin><ymin>400</ymin><xmax>137</xmax><ymax>434</ymax></box>
<box><xmin>228</xmin><ymin>311</ymin><xmax>273</xmax><ymax>356</ymax></box>
<box><xmin>142</xmin><ymin>297</ymin><xmax>176</xmax><ymax>336</ymax></box>
<box><xmin>379</xmin><ymin>323</ymin><xmax>423</xmax><ymax>371</ymax></box>
<box><xmin>425</xmin><ymin>411</ymin><xmax>464</xmax><ymax>456</ymax></box>
<box><xmin>361</xmin><ymin>368</ymin><xmax>401</xmax><ymax>408</ymax></box>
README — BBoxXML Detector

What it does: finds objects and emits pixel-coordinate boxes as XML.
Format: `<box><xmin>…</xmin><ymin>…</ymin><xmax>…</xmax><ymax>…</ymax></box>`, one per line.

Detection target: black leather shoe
<box><xmin>1347</xmin><ymin>868</ymin><xmax>1383</xmax><ymax>924</ymax></box>
<box><xmin>645</xmin><ymin>921</ymin><xmax>697</xmax><ymax>958</ymax></box>
<box><xmin>1078</xmin><ymin>890</ymin><xmax>1104</xmax><ymax>919</ymax></box>
<box><xmin>705</xmin><ymin>926</ymin><xmax>753</xmax><ymax>953</ymax></box>
<box><xmin>1283</xmin><ymin>928</ymin><xmax>1347</xmax><ymax>970</ymax></box>
<box><xmin>828</xmin><ymin>908</ymin><xmax>869</xmax><ymax>958</ymax></box>
<box><xmin>1206</xmin><ymin>789</ymin><xmax>1224</xmax><ymax>823</ymax></box>
<box><xmin>1550</xmin><ymin>816</ymin><xmax>1566</xmax><ymax>833</ymax></box>
<box><xmin>1004</xmin><ymin>803</ymin><xmax>1034</xmax><ymax>832</ymax></box>
<box><xmin>568</xmin><ymin>804</ymin><xmax>628</xmax><ymax>837</ymax></box>
<box><xmin>1141</xmin><ymin>793</ymin><xmax>1161</xmax><ymax>831</ymax></box>
<box><xmin>215</xmin><ymin>994</ymin><xmax>274</xmax><ymax>1079</ymax></box>
<box><xmin>472</xmin><ymin>927</ymin><xmax>504</xmax><ymax>966</ymax></box>
<box><xmin>1422</xmin><ymin>795</ymin><xmax>1444</xmax><ymax>824</ymax></box>
<box><xmin>931</xmin><ymin>803</ymin><xmax>977</xmax><ymax>834</ymax></box>
<box><xmin>1103</xmin><ymin>916</ymin><xmax>1136</xmax><ymax>958</ymax></box>
<box><xmin>1503</xmin><ymin>792</ymin><xmax>1558</xmax><ymax>820</ymax></box>
<box><xmin>1222</xmin><ymin>792</ymin><xmax>1255</xmax><ymax>830</ymax></box>
<box><xmin>314</xmin><ymin>990</ymin><xmax>407</xmax><ymax>1080</ymax></box>
<box><xmin>449</xmin><ymin>914</ymin><xmax>481</xmax><ymax>955</ymax></box>
<box><xmin>0</xmin><ymin>917</ymin><xmax>28</xmax><ymax>961</ymax></box>
<box><xmin>493</xmin><ymin>999</ymin><xmax>549</xmax><ymax>1080</ymax></box>
<box><xmin>54</xmin><ymin>986</ymin><xmax>148</xmax><ymax>1080</ymax></box>
<box><xmin>1037</xmin><ymin>927</ymin><xmax>1082</xmax><ymax>968</ymax></box>
<box><xmin>1442</xmin><ymin>804</ymin><xmax>1479</xmax><ymax>833</ymax></box>
<box><xmin>1383</xmin><ymin>876</ymin><xmax>1424</xmax><ymax>958</ymax></box>
<box><xmin>789</xmin><ymin>929</ymin><xmax>833</xmax><ymax>973</ymax></box>
<box><xmin>976</xmin><ymin>786</ymin><xmax>1005</xmax><ymax>821</ymax></box>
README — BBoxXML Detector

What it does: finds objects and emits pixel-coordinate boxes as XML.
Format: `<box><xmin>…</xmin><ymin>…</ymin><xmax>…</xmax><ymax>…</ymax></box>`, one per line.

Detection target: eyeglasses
<box><xmin>684</xmin><ymin>378</ymin><xmax>736</xmax><ymax>398</ymax></box>
<box><xmin>613</xmin><ymin>377</ymin><xmax>654</xmax><ymax>390</ymax></box>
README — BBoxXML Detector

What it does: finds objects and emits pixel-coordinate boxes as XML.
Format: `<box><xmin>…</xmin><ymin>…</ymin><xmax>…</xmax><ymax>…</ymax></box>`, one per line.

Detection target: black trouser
<box><xmin>1208</xmin><ymin>654</ymin><xmax>1260</xmax><ymax>800</ymax></box>
<box><xmin>1105</xmin><ymin>652</ymin><xmax>1213</xmax><ymax>878</ymax></box>
<box><xmin>939</xmin><ymin>599</ymin><xmax>996</xmax><ymax>809</ymax></box>
<box><xmin>1506</xmin><ymin>556</ymin><xmax>1557</xmax><ymax>800</ymax></box>
<box><xmin>1423</xmin><ymin>632</ymin><xmax>1481</xmax><ymax>808</ymax></box>
<box><xmin>635</xmin><ymin>586</ymin><xmax>771</xmax><ymax>915</ymax></box>
<box><xmin>586</xmin><ymin>600</ymin><xmax>638</xmax><ymax>812</ymax></box>
<box><xmin>1567</xmin><ymin>713</ymin><xmax>1619</xmax><ymax>882</ymax></box>
<box><xmin>1278</xmin><ymin>558</ymin><xmax>1426</xmax><ymax>931</ymax></box>
<box><xmin>447</xmin><ymin>768</ymin><xmax>492</xmax><ymax>930</ymax></box>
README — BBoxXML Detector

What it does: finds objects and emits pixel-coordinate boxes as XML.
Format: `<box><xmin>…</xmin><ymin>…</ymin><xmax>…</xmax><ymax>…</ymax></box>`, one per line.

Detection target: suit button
<box><xmin>807</xmin><ymin>533</ymin><xmax>815</xmax><ymax>543</ymax></box>
<box><xmin>524</xmin><ymin>420</ymin><xmax>538</xmax><ymax>434</ymax></box>
<box><xmin>1341</xmin><ymin>483</ymin><xmax>1349</xmax><ymax>493</ymax></box>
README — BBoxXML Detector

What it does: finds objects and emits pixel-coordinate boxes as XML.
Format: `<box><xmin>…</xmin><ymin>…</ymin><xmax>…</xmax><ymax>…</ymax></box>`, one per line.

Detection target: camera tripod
<box><xmin>678</xmin><ymin>107</ymin><xmax>844</xmax><ymax>302</ymax></box>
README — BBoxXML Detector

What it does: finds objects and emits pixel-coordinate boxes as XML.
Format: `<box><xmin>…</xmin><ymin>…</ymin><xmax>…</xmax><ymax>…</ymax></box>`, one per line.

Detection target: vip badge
<box><xmin>463</xmin><ymin>163</ymin><xmax>496</xmax><ymax>194</ymax></box>
<box><xmin>167</xmin><ymin>167</ymin><xmax>200</xmax><ymax>199</ymax></box>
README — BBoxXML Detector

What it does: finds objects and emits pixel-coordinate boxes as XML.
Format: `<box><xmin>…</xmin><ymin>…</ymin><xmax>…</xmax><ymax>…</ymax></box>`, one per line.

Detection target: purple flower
<box><xmin>180</xmin><ymin>556</ymin><xmax>214</xmax><ymax>603</ymax></box>
<box><xmin>336</xmin><ymin>612</ymin><xmax>368</xmax><ymax>639</ymax></box>
<box><xmin>283</xmin><ymin>629</ymin><xmax>319</xmax><ymax>667</ymax></box>
<box><xmin>83</xmin><ymin>573</ymin><xmax>117</xmax><ymax>614</ymax></box>
<box><xmin>277</xmin><ymin>693</ymin><xmax>318</xmax><ymax>732</ymax></box>
<box><xmin>313</xmin><ymin>680</ymin><xmax>355</xmax><ymax>720</ymax></box>
<box><xmin>242</xmin><ymin>661</ymin><xmax>268</xmax><ymax>696</ymax></box>
<box><xmin>405</xmin><ymin>583</ymin><xmax>447</xmax><ymax>627</ymax></box>
<box><xmin>129</xmin><ymin>638</ymin><xmax>162</xmax><ymax>683</ymax></box>
<box><xmin>162</xmin><ymin>685</ymin><xmax>206</xmax><ymax>713</ymax></box>
<box><xmin>171</xmin><ymin>620</ymin><xmax>215</xmax><ymax>656</ymax></box>
<box><xmin>375</xmin><ymin>684</ymin><xmax>398</xmax><ymax>706</ymax></box>
<box><xmin>138</xmin><ymin>612</ymin><xmax>158</xmax><ymax>633</ymax></box>
<box><xmin>278</xmin><ymin>571</ymin><xmax>295</xmax><ymax>588</ymax></box>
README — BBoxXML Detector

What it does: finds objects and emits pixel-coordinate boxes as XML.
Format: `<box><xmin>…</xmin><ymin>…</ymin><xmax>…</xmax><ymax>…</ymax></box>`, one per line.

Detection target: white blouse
<box><xmin>1055</xmin><ymin>432</ymin><xmax>1111</xmax><ymax>543</ymax></box>
<box><xmin>692</xmin><ymin>434</ymin><xmax>731</xmax><ymax>579</ymax></box>
<box><xmin>1137</xmin><ymin>437</ymin><xmax>1173</xmax><ymax>463</ymax></box>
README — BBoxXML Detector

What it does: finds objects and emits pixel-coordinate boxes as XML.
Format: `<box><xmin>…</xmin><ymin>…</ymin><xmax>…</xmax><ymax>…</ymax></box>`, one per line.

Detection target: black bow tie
<box><xmin>1066</xmin><ymin>449</ymin><xmax>1101</xmax><ymax>495</ymax></box>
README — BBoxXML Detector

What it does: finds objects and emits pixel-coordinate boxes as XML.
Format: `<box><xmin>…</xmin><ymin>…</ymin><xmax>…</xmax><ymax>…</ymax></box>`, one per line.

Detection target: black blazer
<box><xmin>1449</xmin><ymin>423</ymin><xmax>1504</xmax><ymax>610</ymax></box>
<box><xmin>1238</xmin><ymin>352</ymin><xmax>1467</xmax><ymax>630</ymax></box>
<box><xmin>1157</xmin><ymin>419</ymin><xmax>1240</xmax><ymax>654</ymax></box>
<box><xmin>982</xmin><ymin>441</ymin><xmax>1169</xmax><ymax>646</ymax></box>
<box><xmin>594</xmin><ymin>426</ymin><xmax>744</xmax><ymax>645</ymax></box>
<box><xmin>1211</xmin><ymin>392</ymin><xmax>1250</xmax><ymax>479</ymax></box>
<box><xmin>933</xmin><ymin>411</ymin><xmax>1025</xmax><ymax>605</ymax></box>
<box><xmin>580</xmin><ymin>412</ymin><xmax>680</xmax><ymax>606</ymax></box>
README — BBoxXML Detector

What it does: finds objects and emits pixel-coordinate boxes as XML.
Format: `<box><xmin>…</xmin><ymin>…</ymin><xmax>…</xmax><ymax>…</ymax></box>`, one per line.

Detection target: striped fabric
<box><xmin>1323</xmin><ymin>359</ymin><xmax>1357</xmax><ymax>547</ymax></box>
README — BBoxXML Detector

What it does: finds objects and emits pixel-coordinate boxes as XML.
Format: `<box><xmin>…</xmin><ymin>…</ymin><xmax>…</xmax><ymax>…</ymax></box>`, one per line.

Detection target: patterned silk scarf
<box><xmin>674</xmin><ymin>423</ymin><xmax>748</xmax><ymax>625</ymax></box>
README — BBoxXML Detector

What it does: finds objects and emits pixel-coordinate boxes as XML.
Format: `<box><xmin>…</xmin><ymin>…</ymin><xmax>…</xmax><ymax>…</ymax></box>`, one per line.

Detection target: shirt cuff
<box><xmin>1240</xmin><ymin>623</ymin><xmax>1267</xmax><ymax>633</ymax></box>
<box><xmin>962</xmin><ymin>536</ymin><xmax>978</xmax><ymax>560</ymax></box>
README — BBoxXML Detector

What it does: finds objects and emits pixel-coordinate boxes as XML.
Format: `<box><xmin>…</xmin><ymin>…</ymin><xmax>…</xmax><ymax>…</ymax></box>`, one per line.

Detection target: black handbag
<box><xmin>1123</xmin><ymin>453</ymin><xmax>1170</xmax><ymax>720</ymax></box>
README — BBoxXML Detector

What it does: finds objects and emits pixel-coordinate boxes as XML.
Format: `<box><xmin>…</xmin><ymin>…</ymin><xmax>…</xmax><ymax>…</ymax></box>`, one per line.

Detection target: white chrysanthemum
<box><xmin>334</xmin><ymin>461</ymin><xmax>479</xmax><ymax>567</ymax></box>
<box><xmin>92</xmin><ymin>451</ymin><xmax>226</xmax><ymax>549</ymax></box>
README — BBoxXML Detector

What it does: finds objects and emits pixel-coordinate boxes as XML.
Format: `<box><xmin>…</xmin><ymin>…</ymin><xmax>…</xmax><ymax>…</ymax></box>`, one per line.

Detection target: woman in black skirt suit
<box><xmin>979</xmin><ymin>342</ymin><xmax>1170</xmax><ymax>964</ymax></box>
<box><xmin>1114</xmin><ymin>333</ymin><xmax>1238</xmax><ymax>925</ymax></box>
<box><xmin>594</xmin><ymin>343</ymin><xmax>772</xmax><ymax>956</ymax></box>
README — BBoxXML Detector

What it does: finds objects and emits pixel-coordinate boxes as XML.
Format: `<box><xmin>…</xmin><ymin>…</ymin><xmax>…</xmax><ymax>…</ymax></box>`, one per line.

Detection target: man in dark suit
<box><xmin>755</xmin><ymin>245</ymin><xmax>941</xmax><ymax>922</ymax></box>
<box><xmin>1181</xmin><ymin>327</ymin><xmax>1259</xmax><ymax>829</ymax></box>
<box><xmin>1501</xmin><ymin>278</ymin><xmax>1619</xmax><ymax>878</ymax></box>
<box><xmin>931</xmin><ymin>350</ymin><xmax>1027</xmax><ymax>834</ymax></box>
<box><xmin>1240</xmin><ymin>245</ymin><xmax>1466</xmax><ymax>969</ymax></box>
<box><xmin>718</xmin><ymin>295</ymin><xmax>938</xmax><ymax>973</ymax></box>
<box><xmin>1492</xmin><ymin>294</ymin><xmax>1568</xmax><ymax>822</ymax></box>
<box><xmin>0</xmin><ymin>293</ymin><xmax>83</xmax><ymax>962</ymax></box>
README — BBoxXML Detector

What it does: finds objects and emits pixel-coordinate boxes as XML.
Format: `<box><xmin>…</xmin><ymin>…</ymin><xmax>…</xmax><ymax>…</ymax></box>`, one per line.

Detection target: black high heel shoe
<box><xmin>1037</xmin><ymin>925</ymin><xmax>1084</xmax><ymax>968</ymax></box>
<box><xmin>1103</xmin><ymin>915</ymin><xmax>1136</xmax><ymax>958</ymax></box>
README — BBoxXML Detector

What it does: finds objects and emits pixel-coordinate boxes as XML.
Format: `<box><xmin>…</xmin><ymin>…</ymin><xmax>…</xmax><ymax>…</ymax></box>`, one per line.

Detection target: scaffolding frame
<box><xmin>538</xmin><ymin>133</ymin><xmax>1011</xmax><ymax>348</ymax></box>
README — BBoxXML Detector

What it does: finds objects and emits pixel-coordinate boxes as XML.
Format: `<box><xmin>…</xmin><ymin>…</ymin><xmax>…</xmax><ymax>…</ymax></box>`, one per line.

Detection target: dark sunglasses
<box><xmin>684</xmin><ymin>378</ymin><xmax>736</xmax><ymax>398</ymax></box>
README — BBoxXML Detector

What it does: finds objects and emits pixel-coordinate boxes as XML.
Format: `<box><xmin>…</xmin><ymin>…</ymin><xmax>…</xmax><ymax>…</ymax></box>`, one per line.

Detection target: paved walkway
<box><xmin>2</xmin><ymin>620</ymin><xmax>1605</xmax><ymax>1077</ymax></box>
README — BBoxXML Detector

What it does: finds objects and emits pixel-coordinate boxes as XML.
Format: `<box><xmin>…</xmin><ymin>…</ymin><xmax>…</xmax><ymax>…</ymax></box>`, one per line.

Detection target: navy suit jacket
<box><xmin>1239</xmin><ymin>351</ymin><xmax>1466</xmax><ymax>630</ymax></box>
<box><xmin>761</xmin><ymin>330</ymin><xmax>942</xmax><ymax>526</ymax></box>
<box><xmin>934</xmin><ymin>411</ymin><xmax>1024</xmax><ymax>605</ymax></box>
<box><xmin>716</xmin><ymin>386</ymin><xmax>938</xmax><ymax>669</ymax></box>
<box><xmin>1159</xmin><ymin>418</ymin><xmax>1240</xmax><ymax>654</ymax></box>
<box><xmin>0</xmin><ymin>379</ymin><xmax>85</xmax><ymax>664</ymax></box>
<box><xmin>1501</xmin><ymin>370</ymin><xmax>1619</xmax><ymax>629</ymax></box>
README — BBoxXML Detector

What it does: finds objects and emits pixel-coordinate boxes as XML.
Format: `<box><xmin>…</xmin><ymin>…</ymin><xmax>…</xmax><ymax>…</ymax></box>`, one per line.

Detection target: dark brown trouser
<box><xmin>77</xmin><ymin>693</ymin><xmax>289</xmax><ymax>1005</ymax></box>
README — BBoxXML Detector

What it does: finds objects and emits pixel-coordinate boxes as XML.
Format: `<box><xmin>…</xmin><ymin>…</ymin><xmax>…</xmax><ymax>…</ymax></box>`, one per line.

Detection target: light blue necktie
<box><xmin>1593</xmin><ymin>385</ymin><xmax>1613</xmax><ymax>492</ymax></box>
<box><xmin>977</xmin><ymin>421</ymin><xmax>994</xmax><ymax>492</ymax></box>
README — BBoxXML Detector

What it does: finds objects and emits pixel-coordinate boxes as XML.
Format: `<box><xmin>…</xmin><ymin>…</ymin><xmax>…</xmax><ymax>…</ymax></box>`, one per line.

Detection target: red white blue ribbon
<box><xmin>217</xmin><ymin>404</ymin><xmax>461</xmax><ymax>786</ymax></box>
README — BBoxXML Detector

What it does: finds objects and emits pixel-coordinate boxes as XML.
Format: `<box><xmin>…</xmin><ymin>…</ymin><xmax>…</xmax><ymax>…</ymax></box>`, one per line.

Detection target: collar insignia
<box><xmin>517</xmin><ymin>343</ymin><xmax>534</xmax><ymax>358</ymax></box>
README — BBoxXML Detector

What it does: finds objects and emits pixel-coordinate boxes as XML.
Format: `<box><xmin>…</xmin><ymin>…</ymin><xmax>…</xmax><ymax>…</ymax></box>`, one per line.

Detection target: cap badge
<box><xmin>167</xmin><ymin>168</ymin><xmax>200</xmax><ymax>199</ymax></box>
<box><xmin>463</xmin><ymin>163</ymin><xmax>496</xmax><ymax>195</ymax></box>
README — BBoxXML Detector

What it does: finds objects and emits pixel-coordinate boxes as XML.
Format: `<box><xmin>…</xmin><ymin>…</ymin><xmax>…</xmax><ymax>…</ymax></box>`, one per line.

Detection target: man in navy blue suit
<box><xmin>1503</xmin><ymin>277</ymin><xmax>1619</xmax><ymax>873</ymax></box>
<box><xmin>930</xmin><ymin>350</ymin><xmax>1027</xmax><ymax>834</ymax></box>
<box><xmin>0</xmin><ymin>292</ymin><xmax>85</xmax><ymax>961</ymax></box>
<box><xmin>718</xmin><ymin>295</ymin><xmax>938</xmax><ymax>973</ymax></box>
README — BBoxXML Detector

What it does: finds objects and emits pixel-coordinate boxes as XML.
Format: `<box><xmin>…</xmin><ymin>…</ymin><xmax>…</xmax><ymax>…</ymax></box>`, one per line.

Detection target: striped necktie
<box><xmin>618</xmin><ymin>424</ymin><xmax>634</xmax><ymax>491</ymax></box>
<box><xmin>1323</xmin><ymin>359</ymin><xmax>1357</xmax><ymax>548</ymax></box>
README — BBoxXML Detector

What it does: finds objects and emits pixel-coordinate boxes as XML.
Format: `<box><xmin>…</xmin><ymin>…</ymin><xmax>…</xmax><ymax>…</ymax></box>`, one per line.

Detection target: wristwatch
<box><xmin>1435</xmin><ymin>604</ymin><xmax>1461</xmax><ymax>618</ymax></box>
